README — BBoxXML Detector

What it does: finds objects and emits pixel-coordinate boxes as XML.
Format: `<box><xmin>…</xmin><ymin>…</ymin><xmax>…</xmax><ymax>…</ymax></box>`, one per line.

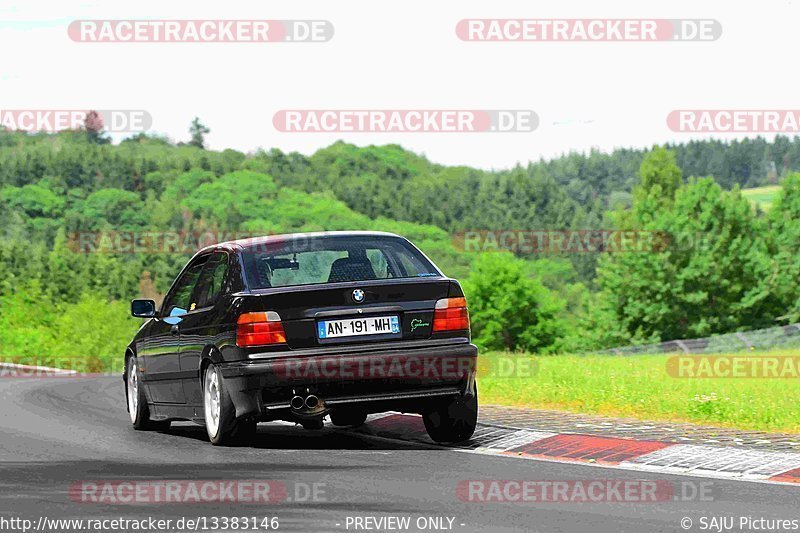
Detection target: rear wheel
<box><xmin>203</xmin><ymin>364</ymin><xmax>256</xmax><ymax>446</ymax></box>
<box><xmin>423</xmin><ymin>386</ymin><xmax>478</xmax><ymax>443</ymax></box>
<box><xmin>127</xmin><ymin>356</ymin><xmax>170</xmax><ymax>431</ymax></box>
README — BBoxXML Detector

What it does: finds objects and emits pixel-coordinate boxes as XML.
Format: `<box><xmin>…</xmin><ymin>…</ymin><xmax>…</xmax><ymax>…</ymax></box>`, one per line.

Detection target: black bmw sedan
<box><xmin>125</xmin><ymin>231</ymin><xmax>478</xmax><ymax>446</ymax></box>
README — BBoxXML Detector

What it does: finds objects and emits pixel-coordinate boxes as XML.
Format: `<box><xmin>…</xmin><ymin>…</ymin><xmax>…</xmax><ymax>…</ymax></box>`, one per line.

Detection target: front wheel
<box><xmin>126</xmin><ymin>356</ymin><xmax>170</xmax><ymax>431</ymax></box>
<box><xmin>203</xmin><ymin>364</ymin><xmax>256</xmax><ymax>446</ymax></box>
<box><xmin>423</xmin><ymin>386</ymin><xmax>478</xmax><ymax>443</ymax></box>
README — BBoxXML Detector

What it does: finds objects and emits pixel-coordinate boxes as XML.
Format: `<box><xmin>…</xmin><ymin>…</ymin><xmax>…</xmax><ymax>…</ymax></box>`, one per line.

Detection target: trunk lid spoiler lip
<box><xmin>231</xmin><ymin>276</ymin><xmax>453</xmax><ymax>297</ymax></box>
<box><xmin>313</xmin><ymin>305</ymin><xmax>407</xmax><ymax>318</ymax></box>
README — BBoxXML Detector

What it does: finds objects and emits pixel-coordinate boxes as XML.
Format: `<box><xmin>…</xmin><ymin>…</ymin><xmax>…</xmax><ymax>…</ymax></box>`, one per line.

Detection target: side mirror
<box><xmin>131</xmin><ymin>299</ymin><xmax>157</xmax><ymax>318</ymax></box>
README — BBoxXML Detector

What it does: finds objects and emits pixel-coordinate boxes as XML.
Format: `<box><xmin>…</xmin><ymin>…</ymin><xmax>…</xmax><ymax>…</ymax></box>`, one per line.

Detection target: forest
<box><xmin>1</xmin><ymin>126</ymin><xmax>799</xmax><ymax>371</ymax></box>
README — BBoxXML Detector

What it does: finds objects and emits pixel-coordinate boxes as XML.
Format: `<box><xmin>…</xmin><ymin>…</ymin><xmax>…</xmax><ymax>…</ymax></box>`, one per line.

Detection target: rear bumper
<box><xmin>218</xmin><ymin>341</ymin><xmax>478</xmax><ymax>419</ymax></box>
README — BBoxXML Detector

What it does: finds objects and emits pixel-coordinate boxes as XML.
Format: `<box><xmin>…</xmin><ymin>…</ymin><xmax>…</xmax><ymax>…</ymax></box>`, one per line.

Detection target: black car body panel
<box><xmin>125</xmin><ymin>231</ymin><xmax>478</xmax><ymax>426</ymax></box>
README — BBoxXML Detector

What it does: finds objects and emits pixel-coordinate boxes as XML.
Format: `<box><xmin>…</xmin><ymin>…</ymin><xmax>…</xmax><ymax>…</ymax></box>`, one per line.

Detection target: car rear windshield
<box><xmin>240</xmin><ymin>235</ymin><xmax>441</xmax><ymax>289</ymax></box>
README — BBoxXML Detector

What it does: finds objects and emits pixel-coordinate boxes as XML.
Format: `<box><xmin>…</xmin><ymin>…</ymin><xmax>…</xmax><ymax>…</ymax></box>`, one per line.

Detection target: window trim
<box><xmin>239</xmin><ymin>235</ymin><xmax>441</xmax><ymax>291</ymax></box>
<box><xmin>159</xmin><ymin>252</ymin><xmax>212</xmax><ymax>318</ymax></box>
<box><xmin>190</xmin><ymin>251</ymin><xmax>230</xmax><ymax>310</ymax></box>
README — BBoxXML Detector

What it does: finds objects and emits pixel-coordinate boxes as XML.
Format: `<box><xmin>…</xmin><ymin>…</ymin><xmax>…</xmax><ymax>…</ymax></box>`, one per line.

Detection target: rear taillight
<box><xmin>236</xmin><ymin>311</ymin><xmax>287</xmax><ymax>347</ymax></box>
<box><xmin>432</xmin><ymin>297</ymin><xmax>470</xmax><ymax>332</ymax></box>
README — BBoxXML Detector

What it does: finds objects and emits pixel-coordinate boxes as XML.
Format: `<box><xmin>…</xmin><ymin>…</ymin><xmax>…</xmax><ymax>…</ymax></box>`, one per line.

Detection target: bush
<box><xmin>463</xmin><ymin>253</ymin><xmax>566</xmax><ymax>353</ymax></box>
<box><xmin>0</xmin><ymin>282</ymin><xmax>137</xmax><ymax>372</ymax></box>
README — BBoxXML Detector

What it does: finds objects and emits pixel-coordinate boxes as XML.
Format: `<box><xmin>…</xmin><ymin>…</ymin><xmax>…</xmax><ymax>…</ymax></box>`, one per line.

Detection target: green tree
<box><xmin>67</xmin><ymin>188</ymin><xmax>147</xmax><ymax>229</ymax></box>
<box><xmin>188</xmin><ymin>117</ymin><xmax>210</xmax><ymax>149</ymax></box>
<box><xmin>44</xmin><ymin>229</ymin><xmax>87</xmax><ymax>301</ymax></box>
<box><xmin>597</xmin><ymin>175</ymin><xmax>773</xmax><ymax>343</ymax></box>
<box><xmin>463</xmin><ymin>253</ymin><xmax>566</xmax><ymax>353</ymax></box>
<box><xmin>767</xmin><ymin>173</ymin><xmax>800</xmax><ymax>321</ymax></box>
<box><xmin>1</xmin><ymin>184</ymin><xmax>65</xmax><ymax>217</ymax></box>
<box><xmin>631</xmin><ymin>146</ymin><xmax>683</xmax><ymax>221</ymax></box>
<box><xmin>180</xmin><ymin>170</ymin><xmax>278</xmax><ymax>228</ymax></box>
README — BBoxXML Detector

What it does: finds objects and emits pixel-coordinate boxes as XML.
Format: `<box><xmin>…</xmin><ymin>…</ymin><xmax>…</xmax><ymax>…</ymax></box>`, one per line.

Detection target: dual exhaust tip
<box><xmin>291</xmin><ymin>394</ymin><xmax>319</xmax><ymax>410</ymax></box>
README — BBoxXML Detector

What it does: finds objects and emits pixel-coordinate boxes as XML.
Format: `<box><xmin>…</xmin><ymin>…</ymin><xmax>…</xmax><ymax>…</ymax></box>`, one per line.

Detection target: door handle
<box><xmin>171</xmin><ymin>325</ymin><xmax>179</xmax><ymax>336</ymax></box>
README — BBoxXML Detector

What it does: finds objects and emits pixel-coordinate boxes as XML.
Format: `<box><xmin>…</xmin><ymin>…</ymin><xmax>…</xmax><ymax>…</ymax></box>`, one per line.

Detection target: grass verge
<box><xmin>478</xmin><ymin>350</ymin><xmax>800</xmax><ymax>433</ymax></box>
<box><xmin>741</xmin><ymin>184</ymin><xmax>782</xmax><ymax>211</ymax></box>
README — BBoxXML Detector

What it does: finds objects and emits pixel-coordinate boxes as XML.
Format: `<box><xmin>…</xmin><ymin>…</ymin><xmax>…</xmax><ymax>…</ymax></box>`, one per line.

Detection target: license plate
<box><xmin>317</xmin><ymin>315</ymin><xmax>400</xmax><ymax>339</ymax></box>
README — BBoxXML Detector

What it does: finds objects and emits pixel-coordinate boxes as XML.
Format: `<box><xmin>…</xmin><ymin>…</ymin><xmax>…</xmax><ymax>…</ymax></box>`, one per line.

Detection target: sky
<box><xmin>0</xmin><ymin>0</ymin><xmax>797</xmax><ymax>170</ymax></box>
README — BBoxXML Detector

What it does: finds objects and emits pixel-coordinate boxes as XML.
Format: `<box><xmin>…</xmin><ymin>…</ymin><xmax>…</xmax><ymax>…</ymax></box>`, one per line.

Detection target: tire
<box><xmin>126</xmin><ymin>356</ymin><xmax>170</xmax><ymax>431</ymax></box>
<box><xmin>203</xmin><ymin>364</ymin><xmax>256</xmax><ymax>446</ymax></box>
<box><xmin>423</xmin><ymin>386</ymin><xmax>478</xmax><ymax>443</ymax></box>
<box><xmin>330</xmin><ymin>410</ymin><xmax>367</xmax><ymax>427</ymax></box>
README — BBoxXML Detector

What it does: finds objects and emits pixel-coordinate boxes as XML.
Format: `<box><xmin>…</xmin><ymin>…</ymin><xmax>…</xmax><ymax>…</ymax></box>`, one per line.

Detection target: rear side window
<box><xmin>241</xmin><ymin>235</ymin><xmax>440</xmax><ymax>289</ymax></box>
<box><xmin>161</xmin><ymin>255</ymin><xmax>209</xmax><ymax>315</ymax></box>
<box><xmin>192</xmin><ymin>252</ymin><xmax>229</xmax><ymax>309</ymax></box>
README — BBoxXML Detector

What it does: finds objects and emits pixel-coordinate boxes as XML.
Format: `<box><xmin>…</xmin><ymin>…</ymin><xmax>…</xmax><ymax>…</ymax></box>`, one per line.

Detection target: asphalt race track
<box><xmin>0</xmin><ymin>376</ymin><xmax>798</xmax><ymax>533</ymax></box>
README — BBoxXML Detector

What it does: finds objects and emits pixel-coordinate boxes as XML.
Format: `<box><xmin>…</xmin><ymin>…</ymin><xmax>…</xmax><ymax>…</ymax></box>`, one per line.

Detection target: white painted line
<box><xmin>623</xmin><ymin>444</ymin><xmax>800</xmax><ymax>479</ymax></box>
<box><xmin>480</xmin><ymin>430</ymin><xmax>557</xmax><ymax>452</ymax></box>
<box><xmin>448</xmin><ymin>444</ymin><xmax>800</xmax><ymax>487</ymax></box>
<box><xmin>0</xmin><ymin>362</ymin><xmax>77</xmax><ymax>375</ymax></box>
<box><xmin>352</xmin><ymin>412</ymin><xmax>800</xmax><ymax>486</ymax></box>
<box><xmin>461</xmin><ymin>427</ymin><xmax>512</xmax><ymax>447</ymax></box>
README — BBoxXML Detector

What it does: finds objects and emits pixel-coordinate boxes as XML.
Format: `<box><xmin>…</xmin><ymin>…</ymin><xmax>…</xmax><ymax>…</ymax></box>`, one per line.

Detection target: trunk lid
<box><xmin>240</xmin><ymin>278</ymin><xmax>451</xmax><ymax>349</ymax></box>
